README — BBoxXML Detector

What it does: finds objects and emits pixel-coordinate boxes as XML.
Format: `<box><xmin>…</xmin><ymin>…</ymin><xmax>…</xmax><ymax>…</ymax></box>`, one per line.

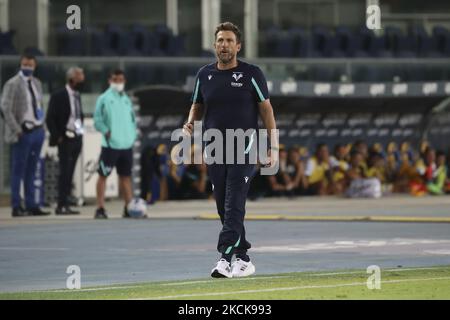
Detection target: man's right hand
<box><xmin>182</xmin><ymin>122</ymin><xmax>193</xmax><ymax>136</ymax></box>
<box><xmin>105</xmin><ymin>131</ymin><xmax>111</xmax><ymax>140</ymax></box>
<box><xmin>264</xmin><ymin>147</ymin><xmax>279</xmax><ymax>168</ymax></box>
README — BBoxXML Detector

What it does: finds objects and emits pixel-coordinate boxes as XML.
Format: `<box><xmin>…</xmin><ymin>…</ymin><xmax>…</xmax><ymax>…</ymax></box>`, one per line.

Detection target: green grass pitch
<box><xmin>1</xmin><ymin>266</ymin><xmax>449</xmax><ymax>300</ymax></box>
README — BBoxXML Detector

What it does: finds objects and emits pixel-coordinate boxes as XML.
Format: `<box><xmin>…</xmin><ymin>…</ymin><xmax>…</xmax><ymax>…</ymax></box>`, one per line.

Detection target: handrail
<box><xmin>0</xmin><ymin>55</ymin><xmax>449</xmax><ymax>64</ymax></box>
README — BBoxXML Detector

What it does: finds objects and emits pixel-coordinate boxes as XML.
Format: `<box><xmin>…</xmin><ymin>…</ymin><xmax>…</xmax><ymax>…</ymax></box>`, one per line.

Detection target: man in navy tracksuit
<box><xmin>183</xmin><ymin>22</ymin><xmax>278</xmax><ymax>278</ymax></box>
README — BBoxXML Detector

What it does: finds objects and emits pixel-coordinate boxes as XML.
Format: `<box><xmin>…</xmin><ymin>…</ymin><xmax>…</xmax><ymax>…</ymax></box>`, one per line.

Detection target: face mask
<box><xmin>21</xmin><ymin>67</ymin><xmax>34</xmax><ymax>77</ymax></box>
<box><xmin>72</xmin><ymin>81</ymin><xmax>85</xmax><ymax>92</ymax></box>
<box><xmin>110</xmin><ymin>82</ymin><xmax>125</xmax><ymax>92</ymax></box>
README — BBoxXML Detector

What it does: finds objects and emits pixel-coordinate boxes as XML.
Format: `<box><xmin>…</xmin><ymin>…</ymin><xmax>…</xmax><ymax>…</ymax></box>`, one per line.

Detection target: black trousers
<box><xmin>207</xmin><ymin>163</ymin><xmax>255</xmax><ymax>256</ymax></box>
<box><xmin>57</xmin><ymin>137</ymin><xmax>82</xmax><ymax>207</ymax></box>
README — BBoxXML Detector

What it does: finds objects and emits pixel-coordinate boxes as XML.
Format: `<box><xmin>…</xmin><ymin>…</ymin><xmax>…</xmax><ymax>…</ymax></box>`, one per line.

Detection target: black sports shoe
<box><xmin>56</xmin><ymin>206</ymin><xmax>80</xmax><ymax>215</ymax></box>
<box><xmin>12</xmin><ymin>207</ymin><xmax>28</xmax><ymax>217</ymax></box>
<box><xmin>27</xmin><ymin>207</ymin><xmax>51</xmax><ymax>216</ymax></box>
<box><xmin>94</xmin><ymin>207</ymin><xmax>108</xmax><ymax>219</ymax></box>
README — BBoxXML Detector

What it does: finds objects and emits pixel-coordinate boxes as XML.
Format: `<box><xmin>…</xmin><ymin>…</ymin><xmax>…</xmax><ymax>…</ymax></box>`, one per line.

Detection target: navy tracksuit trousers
<box><xmin>207</xmin><ymin>163</ymin><xmax>255</xmax><ymax>258</ymax></box>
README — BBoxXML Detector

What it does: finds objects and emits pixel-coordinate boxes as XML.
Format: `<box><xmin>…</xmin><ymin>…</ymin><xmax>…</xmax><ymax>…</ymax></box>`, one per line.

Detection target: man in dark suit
<box><xmin>46</xmin><ymin>67</ymin><xmax>85</xmax><ymax>215</ymax></box>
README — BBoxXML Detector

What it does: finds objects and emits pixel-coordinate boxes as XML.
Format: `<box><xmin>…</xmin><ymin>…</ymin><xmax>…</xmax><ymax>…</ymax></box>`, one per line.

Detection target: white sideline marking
<box><xmin>423</xmin><ymin>250</ymin><xmax>450</xmax><ymax>255</ymax></box>
<box><xmin>23</xmin><ymin>276</ymin><xmax>292</xmax><ymax>293</ymax></box>
<box><xmin>45</xmin><ymin>285</ymin><xmax>145</xmax><ymax>293</ymax></box>
<box><xmin>311</xmin><ymin>266</ymin><xmax>449</xmax><ymax>276</ymax></box>
<box><xmin>162</xmin><ymin>267</ymin><xmax>449</xmax><ymax>284</ymax></box>
<box><xmin>135</xmin><ymin>276</ymin><xmax>450</xmax><ymax>300</ymax></box>
<box><xmin>252</xmin><ymin>238</ymin><xmax>450</xmax><ymax>252</ymax></box>
<box><xmin>162</xmin><ymin>276</ymin><xmax>290</xmax><ymax>286</ymax></box>
<box><xmin>0</xmin><ymin>247</ymin><xmax>69</xmax><ymax>251</ymax></box>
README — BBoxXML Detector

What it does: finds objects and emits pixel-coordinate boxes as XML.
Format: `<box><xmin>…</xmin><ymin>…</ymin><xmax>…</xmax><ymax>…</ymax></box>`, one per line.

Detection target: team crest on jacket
<box><xmin>231</xmin><ymin>72</ymin><xmax>244</xmax><ymax>87</ymax></box>
<box><xmin>232</xmin><ymin>72</ymin><xmax>243</xmax><ymax>81</ymax></box>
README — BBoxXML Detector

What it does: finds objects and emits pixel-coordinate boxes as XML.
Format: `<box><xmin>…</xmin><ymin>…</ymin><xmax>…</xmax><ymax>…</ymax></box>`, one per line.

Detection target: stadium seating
<box><xmin>261</xmin><ymin>25</ymin><xmax>450</xmax><ymax>58</ymax></box>
<box><xmin>56</xmin><ymin>26</ymin><xmax>87</xmax><ymax>56</ymax></box>
<box><xmin>0</xmin><ymin>30</ymin><xmax>18</xmax><ymax>55</ymax></box>
<box><xmin>55</xmin><ymin>24</ymin><xmax>186</xmax><ymax>57</ymax></box>
<box><xmin>4</xmin><ymin>23</ymin><xmax>449</xmax><ymax>58</ymax></box>
<box><xmin>127</xmin><ymin>24</ymin><xmax>152</xmax><ymax>56</ymax></box>
<box><xmin>432</xmin><ymin>26</ymin><xmax>450</xmax><ymax>57</ymax></box>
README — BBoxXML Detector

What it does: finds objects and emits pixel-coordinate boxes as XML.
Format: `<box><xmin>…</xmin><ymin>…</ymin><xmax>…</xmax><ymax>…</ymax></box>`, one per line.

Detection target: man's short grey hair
<box><xmin>66</xmin><ymin>67</ymin><xmax>84</xmax><ymax>82</ymax></box>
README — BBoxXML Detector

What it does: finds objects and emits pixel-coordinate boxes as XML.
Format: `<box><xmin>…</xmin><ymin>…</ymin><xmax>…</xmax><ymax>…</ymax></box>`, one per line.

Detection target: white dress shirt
<box><xmin>20</xmin><ymin>72</ymin><xmax>43</xmax><ymax>127</ymax></box>
<box><xmin>65</xmin><ymin>84</ymin><xmax>83</xmax><ymax>135</ymax></box>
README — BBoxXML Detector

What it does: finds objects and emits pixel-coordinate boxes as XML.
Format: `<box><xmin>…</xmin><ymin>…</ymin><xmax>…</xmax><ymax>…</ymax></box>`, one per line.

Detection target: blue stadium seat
<box><xmin>0</xmin><ymin>31</ymin><xmax>17</xmax><ymax>55</ymax></box>
<box><xmin>103</xmin><ymin>24</ymin><xmax>128</xmax><ymax>56</ymax></box>
<box><xmin>88</xmin><ymin>27</ymin><xmax>108</xmax><ymax>56</ymax></box>
<box><xmin>147</xmin><ymin>32</ymin><xmax>163</xmax><ymax>56</ymax></box>
<box><xmin>384</xmin><ymin>26</ymin><xmax>416</xmax><ymax>58</ymax></box>
<box><xmin>126</xmin><ymin>24</ymin><xmax>151</xmax><ymax>56</ymax></box>
<box><xmin>354</xmin><ymin>27</ymin><xmax>374</xmax><ymax>57</ymax></box>
<box><xmin>276</xmin><ymin>32</ymin><xmax>295</xmax><ymax>57</ymax></box>
<box><xmin>334</xmin><ymin>26</ymin><xmax>356</xmax><ymax>57</ymax></box>
<box><xmin>167</xmin><ymin>34</ymin><xmax>186</xmax><ymax>56</ymax></box>
<box><xmin>432</xmin><ymin>26</ymin><xmax>450</xmax><ymax>57</ymax></box>
<box><xmin>56</xmin><ymin>26</ymin><xmax>86</xmax><ymax>56</ymax></box>
<box><xmin>265</xmin><ymin>26</ymin><xmax>282</xmax><ymax>57</ymax></box>
<box><xmin>409</xmin><ymin>25</ymin><xmax>435</xmax><ymax>57</ymax></box>
<box><xmin>310</xmin><ymin>26</ymin><xmax>334</xmax><ymax>57</ymax></box>
<box><xmin>371</xmin><ymin>32</ymin><xmax>392</xmax><ymax>58</ymax></box>
<box><xmin>354</xmin><ymin>27</ymin><xmax>392</xmax><ymax>57</ymax></box>
<box><xmin>289</xmin><ymin>27</ymin><xmax>309</xmax><ymax>57</ymax></box>
<box><xmin>153</xmin><ymin>24</ymin><xmax>173</xmax><ymax>56</ymax></box>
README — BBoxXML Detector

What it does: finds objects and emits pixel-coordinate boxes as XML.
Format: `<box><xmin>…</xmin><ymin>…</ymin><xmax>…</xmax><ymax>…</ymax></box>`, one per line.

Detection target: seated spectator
<box><xmin>167</xmin><ymin>144</ymin><xmax>186</xmax><ymax>200</ymax></box>
<box><xmin>393</xmin><ymin>150</ymin><xmax>420</xmax><ymax>193</ymax></box>
<box><xmin>330</xmin><ymin>143</ymin><xmax>349</xmax><ymax>195</ymax></box>
<box><xmin>298</xmin><ymin>146</ymin><xmax>310</xmax><ymax>162</ymax></box>
<box><xmin>426</xmin><ymin>150</ymin><xmax>448</xmax><ymax>195</ymax></box>
<box><xmin>411</xmin><ymin>147</ymin><xmax>436</xmax><ymax>196</ymax></box>
<box><xmin>304</xmin><ymin>143</ymin><xmax>332</xmax><ymax>195</ymax></box>
<box><xmin>399</xmin><ymin>141</ymin><xmax>415</xmax><ymax>165</ymax></box>
<box><xmin>285</xmin><ymin>147</ymin><xmax>307</xmax><ymax>195</ymax></box>
<box><xmin>419</xmin><ymin>140</ymin><xmax>430</xmax><ymax>155</ymax></box>
<box><xmin>366</xmin><ymin>151</ymin><xmax>387</xmax><ymax>183</ymax></box>
<box><xmin>140</xmin><ymin>145</ymin><xmax>159</xmax><ymax>203</ymax></box>
<box><xmin>370</xmin><ymin>142</ymin><xmax>384</xmax><ymax>155</ymax></box>
<box><xmin>352</xmin><ymin>140</ymin><xmax>369</xmax><ymax>163</ymax></box>
<box><xmin>267</xmin><ymin>146</ymin><xmax>295</xmax><ymax>196</ymax></box>
<box><xmin>248</xmin><ymin>163</ymin><xmax>270</xmax><ymax>200</ymax></box>
<box><xmin>179</xmin><ymin>146</ymin><xmax>208</xmax><ymax>200</ymax></box>
<box><xmin>345</xmin><ymin>151</ymin><xmax>382</xmax><ymax>198</ymax></box>
<box><xmin>386</xmin><ymin>141</ymin><xmax>399</xmax><ymax>172</ymax></box>
<box><xmin>346</xmin><ymin>150</ymin><xmax>366</xmax><ymax>181</ymax></box>
<box><xmin>156</xmin><ymin>144</ymin><xmax>169</xmax><ymax>200</ymax></box>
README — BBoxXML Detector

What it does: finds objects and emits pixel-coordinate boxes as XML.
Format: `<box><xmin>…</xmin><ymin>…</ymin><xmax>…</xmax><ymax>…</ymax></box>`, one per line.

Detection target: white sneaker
<box><xmin>231</xmin><ymin>258</ymin><xmax>256</xmax><ymax>277</ymax></box>
<box><xmin>211</xmin><ymin>259</ymin><xmax>232</xmax><ymax>278</ymax></box>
